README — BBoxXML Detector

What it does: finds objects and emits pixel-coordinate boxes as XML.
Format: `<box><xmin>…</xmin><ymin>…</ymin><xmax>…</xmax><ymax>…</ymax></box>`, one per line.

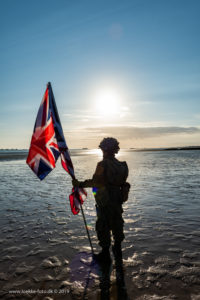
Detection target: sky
<box><xmin>1</xmin><ymin>0</ymin><xmax>200</xmax><ymax>149</ymax></box>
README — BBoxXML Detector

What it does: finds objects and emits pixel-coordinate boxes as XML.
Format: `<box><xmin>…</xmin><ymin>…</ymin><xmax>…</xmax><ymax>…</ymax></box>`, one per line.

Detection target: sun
<box><xmin>94</xmin><ymin>88</ymin><xmax>121</xmax><ymax>116</ymax></box>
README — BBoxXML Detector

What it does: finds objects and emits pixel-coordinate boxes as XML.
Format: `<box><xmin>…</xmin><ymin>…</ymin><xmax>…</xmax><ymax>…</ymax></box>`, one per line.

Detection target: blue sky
<box><xmin>1</xmin><ymin>0</ymin><xmax>200</xmax><ymax>148</ymax></box>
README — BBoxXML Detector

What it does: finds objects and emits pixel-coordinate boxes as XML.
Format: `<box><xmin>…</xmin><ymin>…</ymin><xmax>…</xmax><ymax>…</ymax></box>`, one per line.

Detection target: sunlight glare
<box><xmin>89</xmin><ymin>148</ymin><xmax>121</xmax><ymax>158</ymax></box>
<box><xmin>89</xmin><ymin>148</ymin><xmax>102</xmax><ymax>157</ymax></box>
<box><xmin>94</xmin><ymin>88</ymin><xmax>121</xmax><ymax>116</ymax></box>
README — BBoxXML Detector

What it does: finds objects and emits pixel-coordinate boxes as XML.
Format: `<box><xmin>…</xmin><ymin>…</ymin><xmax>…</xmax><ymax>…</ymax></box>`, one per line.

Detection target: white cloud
<box><xmin>85</xmin><ymin>126</ymin><xmax>200</xmax><ymax>139</ymax></box>
<box><xmin>64</xmin><ymin>125</ymin><xmax>200</xmax><ymax>149</ymax></box>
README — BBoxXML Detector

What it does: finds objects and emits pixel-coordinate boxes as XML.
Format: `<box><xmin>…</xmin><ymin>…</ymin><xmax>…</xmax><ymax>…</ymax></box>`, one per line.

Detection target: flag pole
<box><xmin>72</xmin><ymin>175</ymin><xmax>94</xmax><ymax>256</ymax></box>
<box><xmin>79</xmin><ymin>202</ymin><xmax>94</xmax><ymax>256</ymax></box>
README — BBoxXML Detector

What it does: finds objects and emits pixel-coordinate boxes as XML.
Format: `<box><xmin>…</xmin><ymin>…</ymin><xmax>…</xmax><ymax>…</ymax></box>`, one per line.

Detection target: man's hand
<box><xmin>72</xmin><ymin>178</ymin><xmax>80</xmax><ymax>187</ymax></box>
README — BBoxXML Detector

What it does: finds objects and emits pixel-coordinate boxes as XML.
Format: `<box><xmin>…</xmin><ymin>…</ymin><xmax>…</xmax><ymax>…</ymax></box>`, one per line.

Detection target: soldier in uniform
<box><xmin>72</xmin><ymin>137</ymin><xmax>130</xmax><ymax>262</ymax></box>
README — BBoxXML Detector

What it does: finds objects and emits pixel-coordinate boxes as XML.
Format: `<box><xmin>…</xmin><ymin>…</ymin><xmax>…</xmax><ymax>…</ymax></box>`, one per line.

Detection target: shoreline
<box><xmin>0</xmin><ymin>147</ymin><xmax>200</xmax><ymax>161</ymax></box>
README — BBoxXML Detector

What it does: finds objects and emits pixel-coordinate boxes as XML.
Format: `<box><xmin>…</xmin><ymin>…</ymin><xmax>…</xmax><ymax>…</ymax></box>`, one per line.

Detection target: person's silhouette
<box><xmin>73</xmin><ymin>137</ymin><xmax>130</xmax><ymax>263</ymax></box>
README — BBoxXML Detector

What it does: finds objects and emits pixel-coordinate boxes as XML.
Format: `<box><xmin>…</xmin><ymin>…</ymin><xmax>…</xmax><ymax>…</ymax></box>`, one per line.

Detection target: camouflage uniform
<box><xmin>79</xmin><ymin>156</ymin><xmax>128</xmax><ymax>248</ymax></box>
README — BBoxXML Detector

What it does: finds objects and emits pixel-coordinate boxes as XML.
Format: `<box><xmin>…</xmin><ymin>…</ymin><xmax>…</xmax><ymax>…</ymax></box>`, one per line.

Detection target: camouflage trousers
<box><xmin>95</xmin><ymin>204</ymin><xmax>124</xmax><ymax>248</ymax></box>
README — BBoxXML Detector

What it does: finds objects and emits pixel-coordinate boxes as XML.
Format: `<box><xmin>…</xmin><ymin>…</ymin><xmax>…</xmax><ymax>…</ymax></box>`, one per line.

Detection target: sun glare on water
<box><xmin>88</xmin><ymin>148</ymin><xmax>121</xmax><ymax>158</ymax></box>
<box><xmin>94</xmin><ymin>88</ymin><xmax>121</xmax><ymax>116</ymax></box>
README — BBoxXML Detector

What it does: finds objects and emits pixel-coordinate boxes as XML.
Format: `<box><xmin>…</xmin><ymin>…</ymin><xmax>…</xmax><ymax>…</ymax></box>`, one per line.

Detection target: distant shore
<box><xmin>0</xmin><ymin>146</ymin><xmax>200</xmax><ymax>161</ymax></box>
<box><xmin>129</xmin><ymin>146</ymin><xmax>200</xmax><ymax>152</ymax></box>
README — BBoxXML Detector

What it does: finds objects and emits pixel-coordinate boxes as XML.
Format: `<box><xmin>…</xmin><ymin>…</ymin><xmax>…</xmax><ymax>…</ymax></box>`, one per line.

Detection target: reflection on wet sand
<box><xmin>99</xmin><ymin>256</ymin><xmax>129</xmax><ymax>300</ymax></box>
<box><xmin>68</xmin><ymin>252</ymin><xmax>129</xmax><ymax>300</ymax></box>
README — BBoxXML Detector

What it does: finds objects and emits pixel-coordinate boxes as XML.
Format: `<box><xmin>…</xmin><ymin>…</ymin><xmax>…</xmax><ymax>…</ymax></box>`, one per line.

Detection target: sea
<box><xmin>0</xmin><ymin>149</ymin><xmax>200</xmax><ymax>300</ymax></box>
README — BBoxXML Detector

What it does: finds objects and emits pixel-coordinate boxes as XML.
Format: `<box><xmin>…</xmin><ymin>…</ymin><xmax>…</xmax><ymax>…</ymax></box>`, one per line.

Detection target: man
<box><xmin>72</xmin><ymin>137</ymin><xmax>129</xmax><ymax>262</ymax></box>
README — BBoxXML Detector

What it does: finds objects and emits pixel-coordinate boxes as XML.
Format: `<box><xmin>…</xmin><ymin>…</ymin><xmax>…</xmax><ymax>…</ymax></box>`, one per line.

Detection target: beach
<box><xmin>0</xmin><ymin>149</ymin><xmax>200</xmax><ymax>300</ymax></box>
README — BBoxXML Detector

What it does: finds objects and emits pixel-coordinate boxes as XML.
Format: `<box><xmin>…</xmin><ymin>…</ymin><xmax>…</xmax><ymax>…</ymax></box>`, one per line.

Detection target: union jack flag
<box><xmin>26</xmin><ymin>82</ymin><xmax>86</xmax><ymax>214</ymax></box>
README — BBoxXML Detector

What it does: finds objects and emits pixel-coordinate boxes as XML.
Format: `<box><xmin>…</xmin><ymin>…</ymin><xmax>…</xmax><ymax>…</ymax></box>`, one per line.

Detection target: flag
<box><xmin>26</xmin><ymin>82</ymin><xmax>86</xmax><ymax>214</ymax></box>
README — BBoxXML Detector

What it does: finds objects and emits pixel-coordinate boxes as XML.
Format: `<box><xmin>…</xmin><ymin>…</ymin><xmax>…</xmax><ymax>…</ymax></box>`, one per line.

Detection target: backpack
<box><xmin>104</xmin><ymin>158</ymin><xmax>130</xmax><ymax>203</ymax></box>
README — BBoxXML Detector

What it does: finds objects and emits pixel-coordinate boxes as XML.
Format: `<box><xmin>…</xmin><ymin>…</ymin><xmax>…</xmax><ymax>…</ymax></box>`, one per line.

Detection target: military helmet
<box><xmin>99</xmin><ymin>137</ymin><xmax>120</xmax><ymax>154</ymax></box>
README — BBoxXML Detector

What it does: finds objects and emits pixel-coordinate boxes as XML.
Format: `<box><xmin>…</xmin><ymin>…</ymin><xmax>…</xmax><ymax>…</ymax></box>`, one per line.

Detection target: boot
<box><xmin>100</xmin><ymin>289</ymin><xmax>110</xmax><ymax>300</ymax></box>
<box><xmin>94</xmin><ymin>247</ymin><xmax>111</xmax><ymax>263</ymax></box>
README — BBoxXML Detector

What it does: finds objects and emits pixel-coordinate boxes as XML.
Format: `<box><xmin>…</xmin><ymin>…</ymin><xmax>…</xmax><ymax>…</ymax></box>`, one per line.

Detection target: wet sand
<box><xmin>0</xmin><ymin>151</ymin><xmax>200</xmax><ymax>299</ymax></box>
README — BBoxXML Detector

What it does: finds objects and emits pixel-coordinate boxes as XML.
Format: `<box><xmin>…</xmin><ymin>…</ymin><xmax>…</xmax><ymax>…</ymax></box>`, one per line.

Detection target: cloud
<box><xmin>63</xmin><ymin>110</ymin><xmax>102</xmax><ymax>120</ymax></box>
<box><xmin>64</xmin><ymin>125</ymin><xmax>200</xmax><ymax>149</ymax></box>
<box><xmin>84</xmin><ymin>126</ymin><xmax>200</xmax><ymax>139</ymax></box>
